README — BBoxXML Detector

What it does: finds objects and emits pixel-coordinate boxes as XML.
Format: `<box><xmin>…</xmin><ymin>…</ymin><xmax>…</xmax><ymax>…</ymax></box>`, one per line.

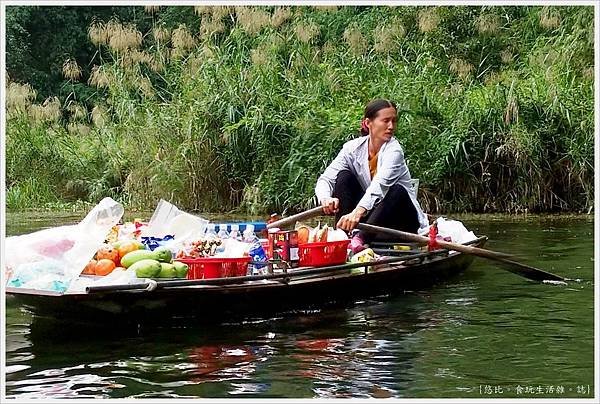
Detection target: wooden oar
<box><xmin>267</xmin><ymin>206</ymin><xmax>324</xmax><ymax>229</ymax></box>
<box><xmin>357</xmin><ymin>223</ymin><xmax>565</xmax><ymax>282</ymax></box>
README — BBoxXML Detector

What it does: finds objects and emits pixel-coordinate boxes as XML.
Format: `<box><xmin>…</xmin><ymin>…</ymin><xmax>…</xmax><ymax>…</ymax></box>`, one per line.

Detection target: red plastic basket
<box><xmin>298</xmin><ymin>240</ymin><xmax>350</xmax><ymax>267</ymax></box>
<box><xmin>176</xmin><ymin>257</ymin><xmax>251</xmax><ymax>279</ymax></box>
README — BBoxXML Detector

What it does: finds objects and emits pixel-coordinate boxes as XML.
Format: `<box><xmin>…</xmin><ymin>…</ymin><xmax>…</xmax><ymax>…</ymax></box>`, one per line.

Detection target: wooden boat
<box><xmin>6</xmin><ymin>236</ymin><xmax>487</xmax><ymax>325</ymax></box>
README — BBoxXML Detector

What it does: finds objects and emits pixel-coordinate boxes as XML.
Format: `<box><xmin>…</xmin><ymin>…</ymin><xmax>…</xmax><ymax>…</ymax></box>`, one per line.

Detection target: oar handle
<box><xmin>267</xmin><ymin>206</ymin><xmax>325</xmax><ymax>229</ymax></box>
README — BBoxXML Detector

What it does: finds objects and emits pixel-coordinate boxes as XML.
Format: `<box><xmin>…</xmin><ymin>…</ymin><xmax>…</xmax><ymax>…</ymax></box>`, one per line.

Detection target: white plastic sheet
<box><xmin>5</xmin><ymin>197</ymin><xmax>124</xmax><ymax>293</ymax></box>
<box><xmin>68</xmin><ymin>267</ymin><xmax>145</xmax><ymax>293</ymax></box>
<box><xmin>143</xmin><ymin>199</ymin><xmax>209</xmax><ymax>255</ymax></box>
<box><xmin>435</xmin><ymin>217</ymin><xmax>477</xmax><ymax>244</ymax></box>
<box><xmin>144</xmin><ymin>199</ymin><xmax>208</xmax><ymax>240</ymax></box>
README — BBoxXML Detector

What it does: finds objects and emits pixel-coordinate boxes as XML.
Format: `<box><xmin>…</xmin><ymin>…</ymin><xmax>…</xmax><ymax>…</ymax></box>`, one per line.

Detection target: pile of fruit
<box><xmin>82</xmin><ymin>241</ymin><xmax>188</xmax><ymax>279</ymax></box>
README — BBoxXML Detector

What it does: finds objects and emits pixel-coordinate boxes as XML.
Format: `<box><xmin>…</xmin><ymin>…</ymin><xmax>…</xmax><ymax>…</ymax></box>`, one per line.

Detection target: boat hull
<box><xmin>7</xmin><ymin>238</ymin><xmax>486</xmax><ymax>324</ymax></box>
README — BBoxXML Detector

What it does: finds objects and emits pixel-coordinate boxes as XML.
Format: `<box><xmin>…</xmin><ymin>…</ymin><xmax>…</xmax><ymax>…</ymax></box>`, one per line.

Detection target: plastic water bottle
<box><xmin>217</xmin><ymin>224</ymin><xmax>230</xmax><ymax>239</ymax></box>
<box><xmin>230</xmin><ymin>224</ymin><xmax>242</xmax><ymax>241</ymax></box>
<box><xmin>205</xmin><ymin>223</ymin><xmax>218</xmax><ymax>238</ymax></box>
<box><xmin>243</xmin><ymin>224</ymin><xmax>268</xmax><ymax>275</ymax></box>
<box><xmin>242</xmin><ymin>224</ymin><xmax>256</xmax><ymax>244</ymax></box>
<box><xmin>212</xmin><ymin>224</ymin><xmax>229</xmax><ymax>255</ymax></box>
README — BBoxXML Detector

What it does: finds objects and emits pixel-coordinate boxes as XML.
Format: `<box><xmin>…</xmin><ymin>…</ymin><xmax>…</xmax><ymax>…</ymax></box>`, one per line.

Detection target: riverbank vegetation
<box><xmin>5</xmin><ymin>5</ymin><xmax>594</xmax><ymax>214</ymax></box>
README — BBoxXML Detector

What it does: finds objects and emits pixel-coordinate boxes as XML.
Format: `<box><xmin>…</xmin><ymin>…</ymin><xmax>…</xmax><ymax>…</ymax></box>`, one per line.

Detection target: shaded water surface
<box><xmin>4</xmin><ymin>213</ymin><xmax>595</xmax><ymax>398</ymax></box>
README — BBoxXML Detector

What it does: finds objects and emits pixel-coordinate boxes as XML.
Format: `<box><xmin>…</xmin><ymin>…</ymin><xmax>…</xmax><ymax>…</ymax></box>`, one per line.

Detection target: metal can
<box><xmin>268</xmin><ymin>230</ymin><xmax>299</xmax><ymax>268</ymax></box>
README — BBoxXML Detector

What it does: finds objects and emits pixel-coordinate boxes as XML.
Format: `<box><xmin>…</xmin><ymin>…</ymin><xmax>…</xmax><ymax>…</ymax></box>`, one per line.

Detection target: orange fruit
<box><xmin>95</xmin><ymin>259</ymin><xmax>116</xmax><ymax>276</ymax></box>
<box><xmin>82</xmin><ymin>259</ymin><xmax>97</xmax><ymax>275</ymax></box>
<box><xmin>96</xmin><ymin>245</ymin><xmax>119</xmax><ymax>263</ymax></box>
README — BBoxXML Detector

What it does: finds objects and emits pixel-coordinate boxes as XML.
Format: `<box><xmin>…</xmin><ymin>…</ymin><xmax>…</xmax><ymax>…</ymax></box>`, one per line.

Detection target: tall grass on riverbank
<box><xmin>5</xmin><ymin>6</ymin><xmax>594</xmax><ymax>214</ymax></box>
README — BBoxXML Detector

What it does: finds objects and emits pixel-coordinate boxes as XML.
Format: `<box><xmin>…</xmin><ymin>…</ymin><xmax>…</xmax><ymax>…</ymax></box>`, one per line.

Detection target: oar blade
<box><xmin>495</xmin><ymin>258</ymin><xmax>566</xmax><ymax>282</ymax></box>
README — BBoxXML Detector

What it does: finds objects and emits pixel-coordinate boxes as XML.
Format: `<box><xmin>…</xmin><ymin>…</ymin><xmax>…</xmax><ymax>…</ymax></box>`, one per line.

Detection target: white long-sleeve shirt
<box><xmin>315</xmin><ymin>136</ymin><xmax>429</xmax><ymax>230</ymax></box>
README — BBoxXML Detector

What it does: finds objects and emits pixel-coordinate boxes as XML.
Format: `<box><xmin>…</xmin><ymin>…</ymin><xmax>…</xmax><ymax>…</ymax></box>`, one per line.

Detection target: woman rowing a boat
<box><xmin>315</xmin><ymin>98</ymin><xmax>429</xmax><ymax>253</ymax></box>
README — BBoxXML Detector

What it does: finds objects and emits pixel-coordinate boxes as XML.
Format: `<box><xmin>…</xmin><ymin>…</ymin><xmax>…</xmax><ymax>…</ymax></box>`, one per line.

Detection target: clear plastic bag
<box><xmin>146</xmin><ymin>199</ymin><xmax>183</xmax><ymax>236</ymax></box>
<box><xmin>143</xmin><ymin>199</ymin><xmax>209</xmax><ymax>252</ymax></box>
<box><xmin>435</xmin><ymin>217</ymin><xmax>477</xmax><ymax>244</ymax></box>
<box><xmin>69</xmin><ymin>267</ymin><xmax>144</xmax><ymax>293</ymax></box>
<box><xmin>5</xmin><ymin>197</ymin><xmax>124</xmax><ymax>292</ymax></box>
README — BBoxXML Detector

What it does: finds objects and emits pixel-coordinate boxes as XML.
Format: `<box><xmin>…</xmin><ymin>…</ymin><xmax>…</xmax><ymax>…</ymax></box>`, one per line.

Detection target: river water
<box><xmin>3</xmin><ymin>212</ymin><xmax>596</xmax><ymax>399</ymax></box>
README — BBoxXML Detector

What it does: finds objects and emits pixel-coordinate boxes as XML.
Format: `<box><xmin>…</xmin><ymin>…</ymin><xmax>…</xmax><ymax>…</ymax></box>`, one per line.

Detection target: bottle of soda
<box><xmin>243</xmin><ymin>224</ymin><xmax>268</xmax><ymax>275</ymax></box>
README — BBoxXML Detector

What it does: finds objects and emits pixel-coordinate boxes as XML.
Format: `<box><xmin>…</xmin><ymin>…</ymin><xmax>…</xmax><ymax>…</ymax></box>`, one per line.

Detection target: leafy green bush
<box><xmin>5</xmin><ymin>5</ymin><xmax>594</xmax><ymax>214</ymax></box>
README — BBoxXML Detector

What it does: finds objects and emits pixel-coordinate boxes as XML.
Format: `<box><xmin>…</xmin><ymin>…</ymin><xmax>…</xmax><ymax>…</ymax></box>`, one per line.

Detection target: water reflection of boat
<box><xmin>287</xmin><ymin>308</ymin><xmax>416</xmax><ymax>397</ymax></box>
<box><xmin>7</xmin><ymin>302</ymin><xmax>430</xmax><ymax>398</ymax></box>
<box><xmin>6</xmin><ymin>237</ymin><xmax>487</xmax><ymax>326</ymax></box>
<box><xmin>190</xmin><ymin>345</ymin><xmax>257</xmax><ymax>381</ymax></box>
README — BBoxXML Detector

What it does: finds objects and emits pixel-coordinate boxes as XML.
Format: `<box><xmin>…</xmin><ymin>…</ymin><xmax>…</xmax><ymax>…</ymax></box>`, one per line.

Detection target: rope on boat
<box><xmin>144</xmin><ymin>279</ymin><xmax>158</xmax><ymax>291</ymax></box>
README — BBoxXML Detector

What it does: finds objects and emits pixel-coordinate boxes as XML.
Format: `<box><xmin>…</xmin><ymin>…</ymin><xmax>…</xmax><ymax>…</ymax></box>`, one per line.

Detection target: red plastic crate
<box><xmin>298</xmin><ymin>240</ymin><xmax>349</xmax><ymax>267</ymax></box>
<box><xmin>175</xmin><ymin>257</ymin><xmax>251</xmax><ymax>279</ymax></box>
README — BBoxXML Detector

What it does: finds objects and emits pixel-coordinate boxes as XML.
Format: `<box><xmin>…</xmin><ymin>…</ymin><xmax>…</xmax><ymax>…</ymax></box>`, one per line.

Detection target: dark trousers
<box><xmin>333</xmin><ymin>170</ymin><xmax>420</xmax><ymax>243</ymax></box>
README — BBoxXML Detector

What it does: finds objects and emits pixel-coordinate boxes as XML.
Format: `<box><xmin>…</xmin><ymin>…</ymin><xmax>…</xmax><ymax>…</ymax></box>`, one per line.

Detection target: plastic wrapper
<box><xmin>326</xmin><ymin>229</ymin><xmax>349</xmax><ymax>242</ymax></box>
<box><xmin>141</xmin><ymin>235</ymin><xmax>175</xmax><ymax>251</ymax></box>
<box><xmin>435</xmin><ymin>217</ymin><xmax>477</xmax><ymax>244</ymax></box>
<box><xmin>69</xmin><ymin>267</ymin><xmax>145</xmax><ymax>293</ymax></box>
<box><xmin>350</xmin><ymin>248</ymin><xmax>377</xmax><ymax>274</ymax></box>
<box><xmin>142</xmin><ymin>199</ymin><xmax>209</xmax><ymax>256</ymax></box>
<box><xmin>5</xmin><ymin>197</ymin><xmax>124</xmax><ymax>293</ymax></box>
<box><xmin>144</xmin><ymin>199</ymin><xmax>208</xmax><ymax>239</ymax></box>
<box><xmin>215</xmin><ymin>238</ymin><xmax>250</xmax><ymax>258</ymax></box>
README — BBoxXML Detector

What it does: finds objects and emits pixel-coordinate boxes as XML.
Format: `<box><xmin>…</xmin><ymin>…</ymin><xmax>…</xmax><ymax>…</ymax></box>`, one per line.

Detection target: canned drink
<box><xmin>268</xmin><ymin>230</ymin><xmax>299</xmax><ymax>268</ymax></box>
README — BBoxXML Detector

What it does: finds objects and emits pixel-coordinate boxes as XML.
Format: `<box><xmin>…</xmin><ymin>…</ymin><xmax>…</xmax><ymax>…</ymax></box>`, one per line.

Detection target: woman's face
<box><xmin>366</xmin><ymin>106</ymin><xmax>397</xmax><ymax>143</ymax></box>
